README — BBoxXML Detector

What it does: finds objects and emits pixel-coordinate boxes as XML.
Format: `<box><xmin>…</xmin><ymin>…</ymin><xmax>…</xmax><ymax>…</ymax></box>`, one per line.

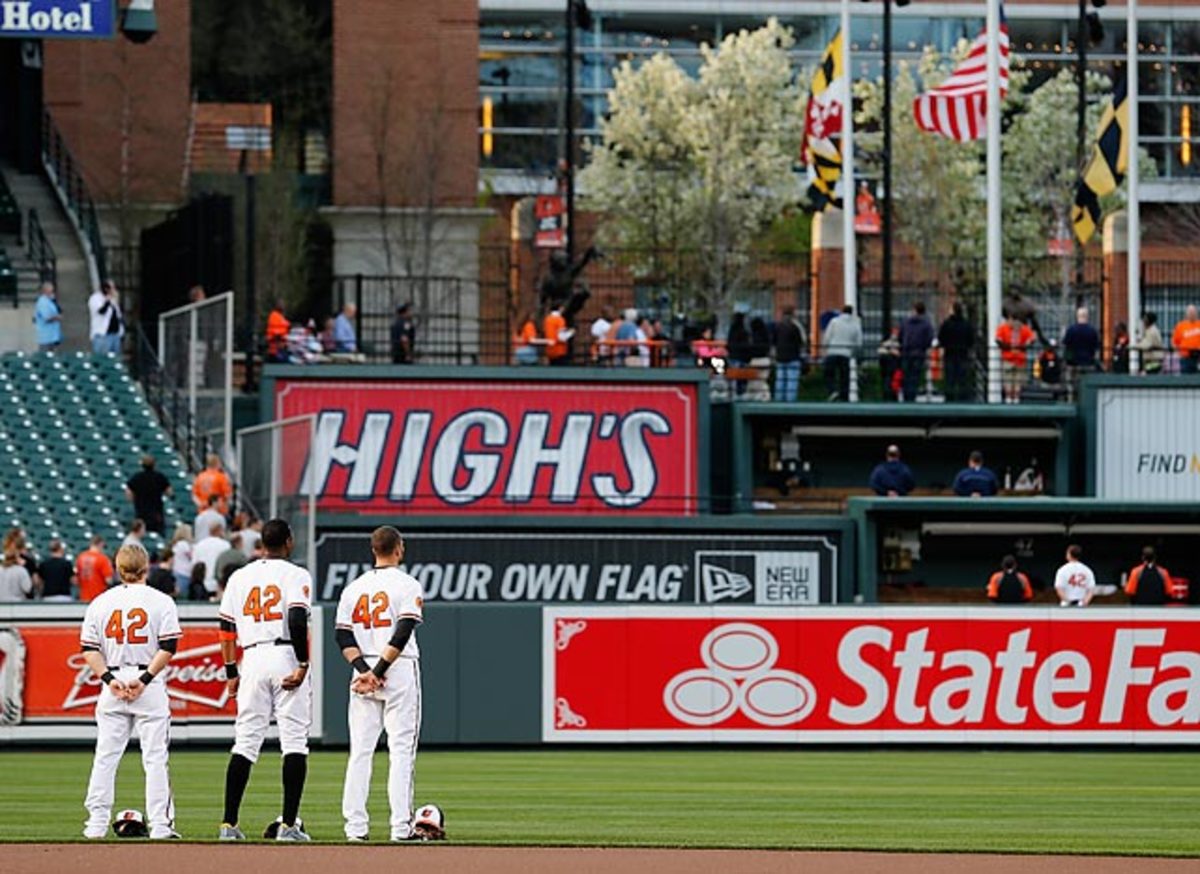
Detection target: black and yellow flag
<box><xmin>1072</xmin><ymin>77</ymin><xmax>1129</xmax><ymax>244</ymax></box>
<box><xmin>802</xmin><ymin>30</ymin><xmax>847</xmax><ymax>211</ymax></box>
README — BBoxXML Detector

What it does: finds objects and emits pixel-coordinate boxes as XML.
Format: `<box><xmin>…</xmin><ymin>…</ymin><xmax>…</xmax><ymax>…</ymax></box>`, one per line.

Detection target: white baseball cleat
<box><xmin>346</xmin><ymin>834</ymin><xmax>368</xmax><ymax>842</ymax></box>
<box><xmin>218</xmin><ymin>824</ymin><xmax>246</xmax><ymax>841</ymax></box>
<box><xmin>151</xmin><ymin>829</ymin><xmax>181</xmax><ymax>840</ymax></box>
<box><xmin>276</xmin><ymin>823</ymin><xmax>311</xmax><ymax>842</ymax></box>
<box><xmin>83</xmin><ymin>830</ymin><xmax>106</xmax><ymax>840</ymax></box>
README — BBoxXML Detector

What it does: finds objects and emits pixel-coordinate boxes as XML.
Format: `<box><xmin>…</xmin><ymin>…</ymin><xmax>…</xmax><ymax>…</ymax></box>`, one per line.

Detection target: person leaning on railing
<box><xmin>1137</xmin><ymin>312</ymin><xmax>1165</xmax><ymax>374</ymax></box>
<box><xmin>822</xmin><ymin>305</ymin><xmax>861</xmax><ymax>402</ymax></box>
<box><xmin>1172</xmin><ymin>305</ymin><xmax>1200</xmax><ymax>374</ymax></box>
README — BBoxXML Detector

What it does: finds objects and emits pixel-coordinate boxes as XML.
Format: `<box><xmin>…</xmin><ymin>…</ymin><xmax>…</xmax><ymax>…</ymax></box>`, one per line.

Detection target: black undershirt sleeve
<box><xmin>219</xmin><ymin>618</ymin><xmax>236</xmax><ymax>634</ymax></box>
<box><xmin>160</xmin><ymin>638</ymin><xmax>178</xmax><ymax>654</ymax></box>
<box><xmin>287</xmin><ymin>606</ymin><xmax>310</xmax><ymax>663</ymax></box>
<box><xmin>334</xmin><ymin>627</ymin><xmax>356</xmax><ymax>652</ymax></box>
<box><xmin>372</xmin><ymin>618</ymin><xmax>418</xmax><ymax>679</ymax></box>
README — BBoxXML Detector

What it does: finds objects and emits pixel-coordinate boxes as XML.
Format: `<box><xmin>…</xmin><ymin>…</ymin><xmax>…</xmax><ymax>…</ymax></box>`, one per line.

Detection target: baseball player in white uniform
<box><xmin>1054</xmin><ymin>543</ymin><xmax>1097</xmax><ymax>606</ymax></box>
<box><xmin>80</xmin><ymin>543</ymin><xmax>182</xmax><ymax>840</ymax></box>
<box><xmin>217</xmin><ymin>519</ymin><xmax>314</xmax><ymax>841</ymax></box>
<box><xmin>335</xmin><ymin>525</ymin><xmax>424</xmax><ymax>842</ymax></box>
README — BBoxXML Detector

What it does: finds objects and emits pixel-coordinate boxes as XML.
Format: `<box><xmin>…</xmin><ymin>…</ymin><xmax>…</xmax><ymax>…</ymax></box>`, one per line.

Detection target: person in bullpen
<box><xmin>867</xmin><ymin>445</ymin><xmax>916</xmax><ymax>497</ymax></box>
<box><xmin>986</xmin><ymin>555</ymin><xmax>1033</xmax><ymax>604</ymax></box>
<box><xmin>952</xmin><ymin>451</ymin><xmax>999</xmax><ymax>497</ymax></box>
<box><xmin>1124</xmin><ymin>547</ymin><xmax>1172</xmax><ymax>606</ymax></box>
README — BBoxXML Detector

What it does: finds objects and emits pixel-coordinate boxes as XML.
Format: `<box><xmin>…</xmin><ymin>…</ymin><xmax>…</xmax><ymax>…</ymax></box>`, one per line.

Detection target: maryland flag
<box><xmin>1072</xmin><ymin>77</ymin><xmax>1130</xmax><ymax>244</ymax></box>
<box><xmin>802</xmin><ymin>29</ymin><xmax>847</xmax><ymax>211</ymax></box>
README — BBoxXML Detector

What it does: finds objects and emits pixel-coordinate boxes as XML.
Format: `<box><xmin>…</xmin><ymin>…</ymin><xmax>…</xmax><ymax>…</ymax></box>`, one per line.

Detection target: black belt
<box><xmin>115</xmin><ymin>664</ymin><xmax>149</xmax><ymax>670</ymax></box>
<box><xmin>244</xmin><ymin>639</ymin><xmax>291</xmax><ymax>649</ymax></box>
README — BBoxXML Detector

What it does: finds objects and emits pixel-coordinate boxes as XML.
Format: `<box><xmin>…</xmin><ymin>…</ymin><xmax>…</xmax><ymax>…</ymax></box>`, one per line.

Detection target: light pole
<box><xmin>877</xmin><ymin>0</ymin><xmax>910</xmax><ymax>340</ymax></box>
<box><xmin>563</xmin><ymin>0</ymin><xmax>592</xmax><ymax>264</ymax></box>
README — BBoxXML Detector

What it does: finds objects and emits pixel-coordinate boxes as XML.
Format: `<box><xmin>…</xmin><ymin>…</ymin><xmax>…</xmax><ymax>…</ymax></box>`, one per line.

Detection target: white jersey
<box><xmin>335</xmin><ymin>566</ymin><xmax>423</xmax><ymax>659</ymax></box>
<box><xmin>219</xmin><ymin>558</ymin><xmax>313</xmax><ymax>647</ymax></box>
<box><xmin>80</xmin><ymin>584</ymin><xmax>181</xmax><ymax>667</ymax></box>
<box><xmin>1054</xmin><ymin>560</ymin><xmax>1096</xmax><ymax>604</ymax></box>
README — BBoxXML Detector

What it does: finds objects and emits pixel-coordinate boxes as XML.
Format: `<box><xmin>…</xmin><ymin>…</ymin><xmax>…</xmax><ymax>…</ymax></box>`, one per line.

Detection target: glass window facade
<box><xmin>479</xmin><ymin>7</ymin><xmax>1200</xmax><ymax>182</ymax></box>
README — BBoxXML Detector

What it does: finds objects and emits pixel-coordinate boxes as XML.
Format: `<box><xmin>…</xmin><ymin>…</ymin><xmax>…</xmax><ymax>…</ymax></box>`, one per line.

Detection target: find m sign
<box><xmin>1</xmin><ymin>1</ymin><xmax>115</xmax><ymax>39</ymax></box>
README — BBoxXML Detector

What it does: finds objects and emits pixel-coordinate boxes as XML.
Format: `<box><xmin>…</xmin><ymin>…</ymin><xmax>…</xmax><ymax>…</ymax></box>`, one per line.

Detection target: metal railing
<box><xmin>25</xmin><ymin>208</ymin><xmax>55</xmax><ymax>287</ymax></box>
<box><xmin>130</xmin><ymin>323</ymin><xmax>213</xmax><ymax>472</ymax></box>
<box><xmin>41</xmin><ymin>107</ymin><xmax>107</xmax><ymax>285</ymax></box>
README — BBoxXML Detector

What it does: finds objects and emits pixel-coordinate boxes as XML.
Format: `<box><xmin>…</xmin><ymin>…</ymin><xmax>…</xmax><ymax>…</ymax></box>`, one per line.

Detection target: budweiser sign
<box><xmin>274</xmin><ymin>379</ymin><xmax>701</xmax><ymax>515</ymax></box>
<box><xmin>543</xmin><ymin>608</ymin><xmax>1200</xmax><ymax>743</ymax></box>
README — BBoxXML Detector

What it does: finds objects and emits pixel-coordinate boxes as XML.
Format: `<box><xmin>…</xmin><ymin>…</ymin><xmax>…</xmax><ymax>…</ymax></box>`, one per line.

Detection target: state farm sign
<box><xmin>543</xmin><ymin>608</ymin><xmax>1200</xmax><ymax>743</ymax></box>
<box><xmin>274</xmin><ymin>379</ymin><xmax>700</xmax><ymax>515</ymax></box>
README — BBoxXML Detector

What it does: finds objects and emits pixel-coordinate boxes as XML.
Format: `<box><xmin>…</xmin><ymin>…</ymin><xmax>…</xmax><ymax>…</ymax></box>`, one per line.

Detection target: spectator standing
<box><xmin>333</xmin><ymin>303</ymin><xmax>358</xmax><ymax>353</ymax></box>
<box><xmin>868</xmin><ymin>444</ymin><xmax>916</xmax><ymax>497</ymax></box>
<box><xmin>591</xmin><ymin>305</ymin><xmax>614</xmax><ymax>364</ymax></box>
<box><xmin>391</xmin><ymin>303</ymin><xmax>416</xmax><ymax>364</ymax></box>
<box><xmin>877</xmin><ymin>325</ymin><xmax>902</xmax><ymax>401</ymax></box>
<box><xmin>33</xmin><ymin>282</ymin><xmax>63</xmax><ymax>351</ymax></box>
<box><xmin>318</xmin><ymin>317</ymin><xmax>336</xmax><ymax>354</ymax></box>
<box><xmin>952</xmin><ymin>450</ymin><xmax>999</xmax><ymax>497</ymax></box>
<box><xmin>693</xmin><ymin>324</ymin><xmax>722</xmax><ymax>367</ymax></box>
<box><xmin>125</xmin><ymin>454</ymin><xmax>172</xmax><ymax>534</ymax></box>
<box><xmin>193</xmin><ymin>495</ymin><xmax>224</xmax><ymax>542</ymax></box>
<box><xmin>189</xmin><ymin>285</ymin><xmax>207</xmax><ymax>303</ymax></box>
<box><xmin>192</xmin><ymin>454</ymin><xmax>232</xmax><ymax>516</ymax></box>
<box><xmin>514</xmin><ymin>312</ymin><xmax>540</xmax><ymax>365</ymax></box>
<box><xmin>1054</xmin><ymin>544</ymin><xmax>1096</xmax><ymax>607</ymax></box>
<box><xmin>75</xmin><ymin>536</ymin><xmax>114</xmax><ymax>602</ymax></box>
<box><xmin>215</xmin><ymin>533</ymin><xmax>247</xmax><ymax>592</ymax></box>
<box><xmin>1124</xmin><ymin>546</ymin><xmax>1171</xmax><ymax>606</ymax></box>
<box><xmin>0</xmin><ymin>542</ymin><xmax>32</xmax><ymax>601</ymax></box>
<box><xmin>986</xmin><ymin>555</ymin><xmax>1033</xmax><ymax>603</ymax></box>
<box><xmin>727</xmin><ymin>312</ymin><xmax>751</xmax><ymax>368</ymax></box>
<box><xmin>122</xmin><ymin>519</ymin><xmax>147</xmax><ymax>549</ymax></box>
<box><xmin>937</xmin><ymin>302</ymin><xmax>975</xmax><ymax>402</ymax></box>
<box><xmin>88</xmin><ymin>280</ymin><xmax>124</xmax><ymax>355</ymax></box>
<box><xmin>169</xmin><ymin>524</ymin><xmax>194</xmax><ymax>597</ymax></box>
<box><xmin>898</xmin><ymin>301</ymin><xmax>934</xmax><ymax>402</ymax></box>
<box><xmin>1137</xmin><ymin>312</ymin><xmax>1165</xmax><ymax>374</ymax></box>
<box><xmin>1111</xmin><ymin>322</ymin><xmax>1130</xmax><ymax>374</ymax></box>
<box><xmin>192</xmin><ymin>522</ymin><xmax>229</xmax><ymax>600</ymax></box>
<box><xmin>36</xmin><ymin>538</ymin><xmax>75</xmax><ymax>601</ymax></box>
<box><xmin>822</xmin><ymin>304</ymin><xmax>862</xmax><ymax>402</ymax></box>
<box><xmin>635</xmin><ymin>317</ymin><xmax>653</xmax><ymax>367</ymax></box>
<box><xmin>238</xmin><ymin>517</ymin><xmax>262</xmax><ymax>558</ymax></box>
<box><xmin>147</xmin><ymin>550</ymin><xmax>177</xmax><ymax>597</ymax></box>
<box><xmin>773</xmin><ymin>306</ymin><xmax>806</xmax><ymax>402</ymax></box>
<box><xmin>1172</xmin><ymin>305</ymin><xmax>1200</xmax><ymax>373</ymax></box>
<box><xmin>265</xmin><ymin>300</ymin><xmax>291</xmax><ymax>363</ymax></box>
<box><xmin>543</xmin><ymin>304</ymin><xmax>570</xmax><ymax>366</ymax></box>
<box><xmin>1062</xmin><ymin>307</ymin><xmax>1101</xmax><ymax>392</ymax></box>
<box><xmin>995</xmin><ymin>315</ymin><xmax>1036</xmax><ymax>404</ymax></box>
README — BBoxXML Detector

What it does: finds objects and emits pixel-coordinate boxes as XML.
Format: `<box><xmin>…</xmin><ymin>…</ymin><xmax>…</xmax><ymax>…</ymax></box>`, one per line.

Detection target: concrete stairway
<box><xmin>0</xmin><ymin>163</ymin><xmax>92</xmax><ymax>352</ymax></box>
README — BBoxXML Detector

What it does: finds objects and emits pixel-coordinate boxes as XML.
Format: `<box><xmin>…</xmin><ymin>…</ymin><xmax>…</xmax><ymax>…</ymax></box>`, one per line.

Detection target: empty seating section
<box><xmin>0</xmin><ymin>351</ymin><xmax>195</xmax><ymax>558</ymax></box>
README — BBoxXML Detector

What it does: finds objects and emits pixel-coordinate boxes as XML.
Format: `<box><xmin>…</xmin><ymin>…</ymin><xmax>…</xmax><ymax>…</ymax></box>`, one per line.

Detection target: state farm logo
<box><xmin>663</xmin><ymin>624</ymin><xmax>818</xmax><ymax>726</ymax></box>
<box><xmin>62</xmin><ymin>641</ymin><xmax>230</xmax><ymax>711</ymax></box>
<box><xmin>695</xmin><ymin>551</ymin><xmax>820</xmax><ymax>605</ymax></box>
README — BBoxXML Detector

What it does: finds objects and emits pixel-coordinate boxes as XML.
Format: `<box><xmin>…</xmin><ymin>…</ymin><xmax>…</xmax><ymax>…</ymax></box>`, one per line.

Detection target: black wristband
<box><xmin>224</xmin><ymin>663</ymin><xmax>239</xmax><ymax>680</ymax></box>
<box><xmin>139</xmin><ymin>671</ymin><xmax>154</xmax><ymax>685</ymax></box>
<box><xmin>100</xmin><ymin>670</ymin><xmax>116</xmax><ymax>685</ymax></box>
<box><xmin>352</xmin><ymin>656</ymin><xmax>370</xmax><ymax>674</ymax></box>
<box><xmin>371</xmin><ymin>656</ymin><xmax>393</xmax><ymax>679</ymax></box>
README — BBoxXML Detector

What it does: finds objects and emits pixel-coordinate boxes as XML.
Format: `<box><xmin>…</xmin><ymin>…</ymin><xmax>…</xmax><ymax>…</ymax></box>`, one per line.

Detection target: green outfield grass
<box><xmin>0</xmin><ymin>749</ymin><xmax>1196</xmax><ymax>855</ymax></box>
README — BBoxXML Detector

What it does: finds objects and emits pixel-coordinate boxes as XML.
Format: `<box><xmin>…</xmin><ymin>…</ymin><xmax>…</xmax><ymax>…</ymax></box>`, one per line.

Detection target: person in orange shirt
<box><xmin>995</xmin><ymin>316</ymin><xmax>1036</xmax><ymax>404</ymax></box>
<box><xmin>265</xmin><ymin>300</ymin><xmax>291</xmax><ymax>363</ymax></box>
<box><xmin>1171</xmin><ymin>305</ymin><xmax>1200</xmax><ymax>373</ymax></box>
<box><xmin>193</xmin><ymin>454</ymin><xmax>233</xmax><ymax>515</ymax></box>
<box><xmin>76</xmin><ymin>536</ymin><xmax>114</xmax><ymax>602</ymax></box>
<box><xmin>986</xmin><ymin>555</ymin><xmax>1033</xmax><ymax>604</ymax></box>
<box><xmin>543</xmin><ymin>305</ymin><xmax>569</xmax><ymax>366</ymax></box>
<box><xmin>514</xmin><ymin>312</ymin><xmax>540</xmax><ymax>365</ymax></box>
<box><xmin>1125</xmin><ymin>546</ymin><xmax>1172</xmax><ymax>606</ymax></box>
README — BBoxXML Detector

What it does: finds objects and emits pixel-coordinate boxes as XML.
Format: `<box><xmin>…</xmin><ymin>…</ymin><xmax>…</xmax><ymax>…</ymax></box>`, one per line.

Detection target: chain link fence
<box><xmin>158</xmin><ymin>292</ymin><xmax>233</xmax><ymax>466</ymax></box>
<box><xmin>237</xmin><ymin>414</ymin><xmax>316</xmax><ymax>577</ymax></box>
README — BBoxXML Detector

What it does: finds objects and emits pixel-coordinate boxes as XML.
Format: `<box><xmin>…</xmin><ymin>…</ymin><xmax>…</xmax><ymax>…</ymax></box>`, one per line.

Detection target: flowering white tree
<box><xmin>580</xmin><ymin>18</ymin><xmax>806</xmax><ymax>315</ymax></box>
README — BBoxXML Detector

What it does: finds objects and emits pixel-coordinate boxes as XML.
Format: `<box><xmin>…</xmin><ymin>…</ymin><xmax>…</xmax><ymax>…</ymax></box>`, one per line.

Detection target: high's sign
<box><xmin>544</xmin><ymin>608</ymin><xmax>1200</xmax><ymax>743</ymax></box>
<box><xmin>1095</xmin><ymin>386</ymin><xmax>1200</xmax><ymax>500</ymax></box>
<box><xmin>316</xmin><ymin>530</ymin><xmax>839</xmax><ymax>603</ymax></box>
<box><xmin>0</xmin><ymin>1</ymin><xmax>114</xmax><ymax>39</ymax></box>
<box><xmin>275</xmin><ymin>379</ymin><xmax>701</xmax><ymax>515</ymax></box>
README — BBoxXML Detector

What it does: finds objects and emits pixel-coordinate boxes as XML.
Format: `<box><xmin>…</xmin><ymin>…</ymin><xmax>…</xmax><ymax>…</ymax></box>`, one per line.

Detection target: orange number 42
<box><xmin>243</xmin><ymin>585</ymin><xmax>283</xmax><ymax>622</ymax></box>
<box><xmin>351</xmin><ymin>592</ymin><xmax>391</xmax><ymax>629</ymax></box>
<box><xmin>105</xmin><ymin>608</ymin><xmax>149</xmax><ymax>645</ymax></box>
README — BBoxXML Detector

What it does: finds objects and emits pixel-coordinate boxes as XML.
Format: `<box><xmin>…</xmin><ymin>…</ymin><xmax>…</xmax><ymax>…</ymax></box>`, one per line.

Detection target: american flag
<box><xmin>912</xmin><ymin>13</ymin><xmax>1010</xmax><ymax>142</ymax></box>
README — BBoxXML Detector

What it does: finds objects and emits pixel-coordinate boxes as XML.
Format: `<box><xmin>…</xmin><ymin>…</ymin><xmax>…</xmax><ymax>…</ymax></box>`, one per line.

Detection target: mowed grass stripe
<box><xmin>0</xmin><ymin>750</ymin><xmax>1194</xmax><ymax>855</ymax></box>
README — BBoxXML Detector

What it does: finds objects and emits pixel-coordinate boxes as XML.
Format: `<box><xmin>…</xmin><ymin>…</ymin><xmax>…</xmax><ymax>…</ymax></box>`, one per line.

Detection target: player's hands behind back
<box><xmin>122</xmin><ymin>679</ymin><xmax>146</xmax><ymax>702</ymax></box>
<box><xmin>281</xmin><ymin>665</ymin><xmax>308</xmax><ymax>690</ymax></box>
<box><xmin>351</xmin><ymin>672</ymin><xmax>381</xmax><ymax>696</ymax></box>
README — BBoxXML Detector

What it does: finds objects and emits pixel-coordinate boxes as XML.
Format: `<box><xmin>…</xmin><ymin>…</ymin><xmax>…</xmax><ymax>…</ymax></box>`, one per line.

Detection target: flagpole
<box><xmin>841</xmin><ymin>0</ymin><xmax>859</xmax><ymax>401</ymax></box>
<box><xmin>985</xmin><ymin>0</ymin><xmax>1002</xmax><ymax>404</ymax></box>
<box><xmin>1127</xmin><ymin>0</ymin><xmax>1141</xmax><ymax>373</ymax></box>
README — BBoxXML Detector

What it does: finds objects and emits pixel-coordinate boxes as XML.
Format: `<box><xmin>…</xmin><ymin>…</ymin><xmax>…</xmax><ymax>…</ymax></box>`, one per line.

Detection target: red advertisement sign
<box><xmin>543</xmin><ymin>608</ymin><xmax>1200</xmax><ymax>743</ymax></box>
<box><xmin>534</xmin><ymin>195</ymin><xmax>565</xmax><ymax>249</ymax></box>
<box><xmin>275</xmin><ymin>379</ymin><xmax>700</xmax><ymax>515</ymax></box>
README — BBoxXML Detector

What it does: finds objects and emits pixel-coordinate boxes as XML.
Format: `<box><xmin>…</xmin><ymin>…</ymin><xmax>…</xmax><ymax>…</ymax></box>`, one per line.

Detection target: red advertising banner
<box><xmin>534</xmin><ymin>195</ymin><xmax>566</xmax><ymax>249</ymax></box>
<box><xmin>543</xmin><ymin>608</ymin><xmax>1200</xmax><ymax>743</ymax></box>
<box><xmin>275</xmin><ymin>379</ymin><xmax>700</xmax><ymax>515</ymax></box>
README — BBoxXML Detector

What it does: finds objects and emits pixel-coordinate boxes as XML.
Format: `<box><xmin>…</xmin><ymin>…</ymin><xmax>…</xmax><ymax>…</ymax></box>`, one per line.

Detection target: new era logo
<box><xmin>700</xmin><ymin>564</ymin><xmax>753</xmax><ymax>602</ymax></box>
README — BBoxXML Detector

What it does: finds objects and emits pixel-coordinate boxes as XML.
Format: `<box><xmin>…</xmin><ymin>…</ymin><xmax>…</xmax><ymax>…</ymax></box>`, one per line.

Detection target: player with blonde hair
<box><xmin>80</xmin><ymin>543</ymin><xmax>183</xmax><ymax>839</ymax></box>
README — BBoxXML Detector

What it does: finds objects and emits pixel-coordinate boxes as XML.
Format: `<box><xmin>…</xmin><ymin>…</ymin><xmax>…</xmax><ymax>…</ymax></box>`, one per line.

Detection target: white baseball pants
<box><xmin>83</xmin><ymin>667</ymin><xmax>174</xmax><ymax>839</ymax></box>
<box><xmin>342</xmin><ymin>658</ymin><xmax>421</xmax><ymax>840</ymax></box>
<box><xmin>232</xmin><ymin>644</ymin><xmax>312</xmax><ymax>762</ymax></box>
